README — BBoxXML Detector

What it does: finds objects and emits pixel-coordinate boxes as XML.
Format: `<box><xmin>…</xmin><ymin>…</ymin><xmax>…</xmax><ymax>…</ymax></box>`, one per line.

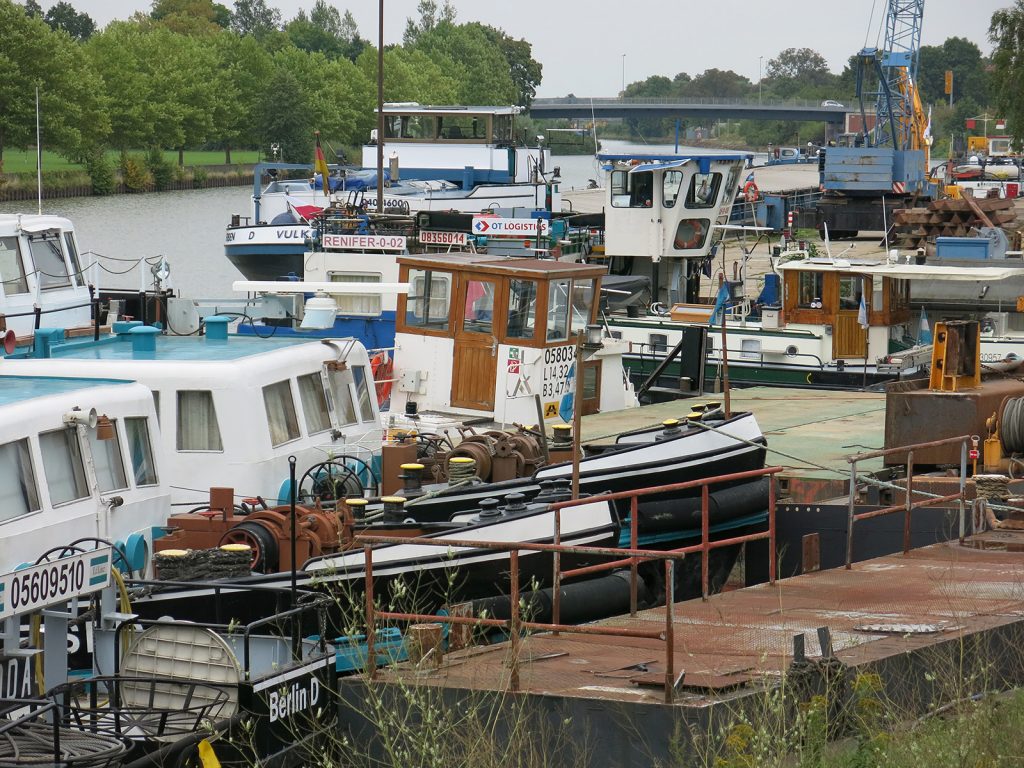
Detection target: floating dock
<box><xmin>340</xmin><ymin>529</ymin><xmax>1024</xmax><ymax>767</ymax></box>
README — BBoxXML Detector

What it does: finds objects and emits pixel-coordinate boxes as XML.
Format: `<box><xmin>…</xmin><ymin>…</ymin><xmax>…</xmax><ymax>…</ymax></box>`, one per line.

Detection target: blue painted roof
<box><xmin>0</xmin><ymin>375</ymin><xmax>132</xmax><ymax>407</ymax></box>
<box><xmin>28</xmin><ymin>334</ymin><xmax>318</xmax><ymax>362</ymax></box>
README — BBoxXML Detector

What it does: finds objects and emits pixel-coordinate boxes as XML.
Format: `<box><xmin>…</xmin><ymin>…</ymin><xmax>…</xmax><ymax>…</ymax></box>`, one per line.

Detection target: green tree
<box><xmin>689</xmin><ymin>68</ymin><xmax>752</xmax><ymax>98</ymax></box>
<box><xmin>232</xmin><ymin>0</ymin><xmax>281</xmax><ymax>37</ymax></box>
<box><xmin>478</xmin><ymin>27</ymin><xmax>541</xmax><ymax>107</ymax></box>
<box><xmin>22</xmin><ymin>0</ymin><xmax>41</xmax><ymax>17</ymax></box>
<box><xmin>284</xmin><ymin>2</ymin><xmax>366</xmax><ymax>60</ymax></box>
<box><xmin>0</xmin><ymin>2</ymin><xmax>109</xmax><ymax>170</ymax></box>
<box><xmin>411</xmin><ymin>21</ymin><xmax>516</xmax><ymax>105</ymax></box>
<box><xmin>209</xmin><ymin>32</ymin><xmax>274</xmax><ymax>161</ymax></box>
<box><xmin>990</xmin><ymin>2</ymin><xmax>1024</xmax><ymax>146</ymax></box>
<box><xmin>44</xmin><ymin>1</ymin><xmax>95</xmax><ymax>41</ymax></box>
<box><xmin>151</xmin><ymin>0</ymin><xmax>230</xmax><ymax>34</ymax></box>
<box><xmin>764</xmin><ymin>48</ymin><xmax>833</xmax><ymax>98</ymax></box>
<box><xmin>403</xmin><ymin>0</ymin><xmax>456</xmax><ymax>45</ymax></box>
<box><xmin>256</xmin><ymin>66</ymin><xmax>312</xmax><ymax>162</ymax></box>
<box><xmin>918</xmin><ymin>37</ymin><xmax>989</xmax><ymax>105</ymax></box>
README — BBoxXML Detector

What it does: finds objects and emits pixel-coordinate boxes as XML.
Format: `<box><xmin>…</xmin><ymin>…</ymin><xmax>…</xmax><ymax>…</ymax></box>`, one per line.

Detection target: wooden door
<box><xmin>832</xmin><ymin>275</ymin><xmax>867</xmax><ymax>358</ymax></box>
<box><xmin>451</xmin><ymin>277</ymin><xmax>501</xmax><ymax>410</ymax></box>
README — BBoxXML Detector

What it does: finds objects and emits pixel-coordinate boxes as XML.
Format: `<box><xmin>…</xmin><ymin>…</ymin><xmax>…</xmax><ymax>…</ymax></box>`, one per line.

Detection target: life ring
<box><xmin>743</xmin><ymin>181</ymin><xmax>760</xmax><ymax>203</ymax></box>
<box><xmin>370</xmin><ymin>352</ymin><xmax>393</xmax><ymax>405</ymax></box>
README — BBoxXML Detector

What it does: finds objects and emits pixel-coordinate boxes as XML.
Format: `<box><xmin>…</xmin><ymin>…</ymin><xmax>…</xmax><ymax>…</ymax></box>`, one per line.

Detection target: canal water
<box><xmin>0</xmin><ymin>140</ymin><xmax>757</xmax><ymax>299</ymax></box>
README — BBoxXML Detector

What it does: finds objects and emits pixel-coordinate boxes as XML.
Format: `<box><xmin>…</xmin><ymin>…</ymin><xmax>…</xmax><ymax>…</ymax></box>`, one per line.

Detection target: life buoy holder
<box><xmin>370</xmin><ymin>352</ymin><xmax>393</xmax><ymax>405</ymax></box>
<box><xmin>743</xmin><ymin>181</ymin><xmax>760</xmax><ymax>203</ymax></box>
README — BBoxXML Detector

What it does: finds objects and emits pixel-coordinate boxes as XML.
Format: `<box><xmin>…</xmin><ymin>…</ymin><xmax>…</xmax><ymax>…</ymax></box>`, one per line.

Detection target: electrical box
<box><xmin>761</xmin><ymin>306</ymin><xmax>782</xmax><ymax>330</ymax></box>
<box><xmin>399</xmin><ymin>370</ymin><xmax>422</xmax><ymax>392</ymax></box>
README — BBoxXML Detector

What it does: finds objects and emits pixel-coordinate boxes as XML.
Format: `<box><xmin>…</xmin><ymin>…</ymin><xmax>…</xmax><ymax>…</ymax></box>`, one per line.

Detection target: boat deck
<box><xmin>346</xmin><ymin>530</ymin><xmax>1024</xmax><ymax>766</ymax></box>
<box><xmin>582</xmin><ymin>385</ymin><xmax>887</xmax><ymax>480</ymax></box>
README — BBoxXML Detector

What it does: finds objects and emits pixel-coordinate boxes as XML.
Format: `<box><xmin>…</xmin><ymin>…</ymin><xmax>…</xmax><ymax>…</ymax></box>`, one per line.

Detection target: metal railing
<box><xmin>845</xmin><ymin>435</ymin><xmax>970</xmax><ymax>568</ymax></box>
<box><xmin>356</xmin><ymin>465</ymin><xmax>782</xmax><ymax>703</ymax></box>
<box><xmin>532</xmin><ymin>96</ymin><xmax>850</xmax><ymax>110</ymax></box>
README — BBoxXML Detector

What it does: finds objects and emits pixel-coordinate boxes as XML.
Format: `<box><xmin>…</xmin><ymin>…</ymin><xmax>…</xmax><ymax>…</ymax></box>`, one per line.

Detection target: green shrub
<box><xmin>85</xmin><ymin>150</ymin><xmax>115</xmax><ymax>195</ymax></box>
<box><xmin>193</xmin><ymin>166</ymin><xmax>208</xmax><ymax>186</ymax></box>
<box><xmin>145</xmin><ymin>148</ymin><xmax>174</xmax><ymax>191</ymax></box>
<box><xmin>119</xmin><ymin>152</ymin><xmax>151</xmax><ymax>192</ymax></box>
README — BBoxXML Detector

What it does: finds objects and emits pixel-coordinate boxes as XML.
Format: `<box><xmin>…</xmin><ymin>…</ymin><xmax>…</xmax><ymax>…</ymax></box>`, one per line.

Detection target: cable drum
<box><xmin>1001</xmin><ymin>397</ymin><xmax>1024</xmax><ymax>453</ymax></box>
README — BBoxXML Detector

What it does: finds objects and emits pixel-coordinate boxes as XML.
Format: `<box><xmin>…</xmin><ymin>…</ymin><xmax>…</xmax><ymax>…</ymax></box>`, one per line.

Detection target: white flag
<box><xmin>858</xmin><ymin>293</ymin><xmax>869</xmax><ymax>329</ymax></box>
<box><xmin>923</xmin><ymin>106</ymin><xmax>933</xmax><ymax>146</ymax></box>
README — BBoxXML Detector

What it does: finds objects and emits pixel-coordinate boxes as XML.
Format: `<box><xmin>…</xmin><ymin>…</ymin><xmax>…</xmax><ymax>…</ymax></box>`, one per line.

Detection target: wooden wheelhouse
<box><xmin>780</xmin><ymin>262</ymin><xmax>911</xmax><ymax>358</ymax></box>
<box><xmin>392</xmin><ymin>254</ymin><xmax>628</xmax><ymax>424</ymax></box>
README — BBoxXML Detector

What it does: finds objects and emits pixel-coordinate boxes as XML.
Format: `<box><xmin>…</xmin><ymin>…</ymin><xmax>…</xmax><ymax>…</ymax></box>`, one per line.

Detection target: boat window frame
<box><xmin>262</xmin><ymin>379</ymin><xmax>302</xmax><ymax>448</ymax></box>
<box><xmin>672</xmin><ymin>218</ymin><xmax>711</xmax><ymax>251</ymax></box>
<box><xmin>505</xmin><ymin>278</ymin><xmax>539</xmax><ymax>342</ymax></box>
<box><xmin>64</xmin><ymin>232</ymin><xmax>83</xmax><ymax>287</ymax></box>
<box><xmin>327</xmin><ymin>365</ymin><xmax>359</xmax><ymax>426</ymax></box>
<box><xmin>350</xmin><ymin>364</ymin><xmax>376</xmax><ymax>423</ymax></box>
<box><xmin>397</xmin><ymin>267</ymin><xmax>454</xmax><ymax>337</ymax></box>
<box><xmin>27</xmin><ymin>233</ymin><xmax>73</xmax><ymax>290</ymax></box>
<box><xmin>684</xmin><ymin>172</ymin><xmax>723</xmax><ymax>210</ymax></box>
<box><xmin>298</xmin><ymin>371</ymin><xmax>333</xmax><ymax>436</ymax></box>
<box><xmin>0</xmin><ymin>437</ymin><xmax>41</xmax><ymax>523</ymax></box>
<box><xmin>0</xmin><ymin>236</ymin><xmax>30</xmax><ymax>295</ymax></box>
<box><xmin>609</xmin><ymin>169</ymin><xmax>654</xmax><ymax>208</ymax></box>
<box><xmin>663</xmin><ymin>170</ymin><xmax>684</xmax><ymax>208</ymax></box>
<box><xmin>87</xmin><ymin>418</ymin><xmax>129</xmax><ymax>493</ymax></box>
<box><xmin>125</xmin><ymin>416</ymin><xmax>159</xmax><ymax>487</ymax></box>
<box><xmin>38</xmin><ymin>427</ymin><xmax>90</xmax><ymax>507</ymax></box>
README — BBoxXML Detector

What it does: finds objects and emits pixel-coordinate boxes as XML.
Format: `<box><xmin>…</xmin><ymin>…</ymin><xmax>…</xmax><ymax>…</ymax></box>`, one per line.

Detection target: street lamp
<box><xmin>621</xmin><ymin>54</ymin><xmax>626</xmax><ymax>96</ymax></box>
<box><xmin>758</xmin><ymin>56</ymin><xmax>763</xmax><ymax>104</ymax></box>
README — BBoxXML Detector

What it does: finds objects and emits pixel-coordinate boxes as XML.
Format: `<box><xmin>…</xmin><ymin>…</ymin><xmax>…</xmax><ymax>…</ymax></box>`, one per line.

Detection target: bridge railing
<box><xmin>531</xmin><ymin>96</ymin><xmax>849</xmax><ymax>110</ymax></box>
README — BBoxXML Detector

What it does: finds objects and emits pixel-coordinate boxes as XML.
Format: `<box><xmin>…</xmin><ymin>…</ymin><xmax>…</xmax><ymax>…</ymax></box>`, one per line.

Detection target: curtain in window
<box><xmin>87</xmin><ymin>420</ymin><xmax>128</xmax><ymax>492</ymax></box>
<box><xmin>125</xmin><ymin>417</ymin><xmax>158</xmax><ymax>485</ymax></box>
<box><xmin>330</xmin><ymin>273</ymin><xmax>382</xmax><ymax>316</ymax></box>
<box><xmin>177</xmin><ymin>391</ymin><xmax>223</xmax><ymax>451</ymax></box>
<box><xmin>298</xmin><ymin>374</ymin><xmax>331</xmax><ymax>434</ymax></box>
<box><xmin>263</xmin><ymin>380</ymin><xmax>300</xmax><ymax>446</ymax></box>
<box><xmin>39</xmin><ymin>430</ymin><xmax>88</xmax><ymax>505</ymax></box>
<box><xmin>0</xmin><ymin>439</ymin><xmax>40</xmax><ymax>522</ymax></box>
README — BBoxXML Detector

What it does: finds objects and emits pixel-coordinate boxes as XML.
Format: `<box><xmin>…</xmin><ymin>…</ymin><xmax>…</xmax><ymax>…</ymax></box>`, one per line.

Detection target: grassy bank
<box><xmin>1</xmin><ymin>148</ymin><xmax>263</xmax><ymax>174</ymax></box>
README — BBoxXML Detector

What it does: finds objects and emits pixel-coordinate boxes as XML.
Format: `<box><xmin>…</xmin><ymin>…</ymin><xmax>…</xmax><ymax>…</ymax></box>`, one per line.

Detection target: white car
<box><xmin>821</xmin><ymin>100</ymin><xmax>845</xmax><ymax>108</ymax></box>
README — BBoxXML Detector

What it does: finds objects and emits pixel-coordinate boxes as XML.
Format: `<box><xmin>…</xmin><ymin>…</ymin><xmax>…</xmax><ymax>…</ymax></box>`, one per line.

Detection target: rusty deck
<box><xmin>370</xmin><ymin>532</ymin><xmax>1024</xmax><ymax>706</ymax></box>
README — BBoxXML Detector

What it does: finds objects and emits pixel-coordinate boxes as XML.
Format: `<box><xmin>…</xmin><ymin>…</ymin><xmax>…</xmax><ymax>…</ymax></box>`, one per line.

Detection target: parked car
<box><xmin>821</xmin><ymin>100</ymin><xmax>845</xmax><ymax>108</ymax></box>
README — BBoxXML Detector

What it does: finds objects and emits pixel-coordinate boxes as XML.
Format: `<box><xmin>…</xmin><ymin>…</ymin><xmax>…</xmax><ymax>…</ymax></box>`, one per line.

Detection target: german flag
<box><xmin>314</xmin><ymin>131</ymin><xmax>330</xmax><ymax>194</ymax></box>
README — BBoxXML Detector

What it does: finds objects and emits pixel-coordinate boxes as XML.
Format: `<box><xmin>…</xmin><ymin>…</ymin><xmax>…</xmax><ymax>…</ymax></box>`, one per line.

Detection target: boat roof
<box><xmin>598</xmin><ymin>152</ymin><xmax>753</xmax><ymax>171</ymax></box>
<box><xmin>0</xmin><ymin>214</ymin><xmax>74</xmax><ymax>236</ymax></box>
<box><xmin>380</xmin><ymin>104</ymin><xmax>521</xmax><ymax>116</ymax></box>
<box><xmin>397</xmin><ymin>253</ymin><xmax>607</xmax><ymax>279</ymax></box>
<box><xmin>8</xmin><ymin>332</ymin><xmax>346</xmax><ymax>363</ymax></box>
<box><xmin>776</xmin><ymin>258</ymin><xmax>1024</xmax><ymax>281</ymax></box>
<box><xmin>0</xmin><ymin>375</ymin><xmax>131</xmax><ymax>407</ymax></box>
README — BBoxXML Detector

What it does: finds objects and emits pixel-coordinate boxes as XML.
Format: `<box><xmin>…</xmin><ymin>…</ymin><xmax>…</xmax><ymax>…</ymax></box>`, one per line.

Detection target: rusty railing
<box><xmin>357</xmin><ymin>464</ymin><xmax>782</xmax><ymax>703</ymax></box>
<box><xmin>845</xmin><ymin>435</ymin><xmax>970</xmax><ymax>569</ymax></box>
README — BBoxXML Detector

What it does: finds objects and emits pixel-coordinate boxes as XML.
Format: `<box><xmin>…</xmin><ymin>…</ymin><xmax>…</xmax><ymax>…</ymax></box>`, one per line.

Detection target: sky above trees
<box><xmin>37</xmin><ymin>0</ymin><xmax>1007</xmax><ymax>97</ymax></box>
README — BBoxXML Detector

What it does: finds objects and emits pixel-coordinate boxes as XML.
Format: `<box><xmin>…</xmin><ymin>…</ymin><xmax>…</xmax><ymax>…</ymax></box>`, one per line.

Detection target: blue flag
<box><xmin>558</xmin><ymin>362</ymin><xmax>576</xmax><ymax>422</ymax></box>
<box><xmin>708</xmin><ymin>282</ymin><xmax>731</xmax><ymax>325</ymax></box>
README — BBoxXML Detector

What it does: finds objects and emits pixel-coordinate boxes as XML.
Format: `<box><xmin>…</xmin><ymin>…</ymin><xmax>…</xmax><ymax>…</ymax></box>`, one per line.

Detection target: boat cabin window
<box><xmin>888</xmin><ymin>279</ymin><xmax>909</xmax><ymax>311</ymax></box>
<box><xmin>673</xmin><ymin>219</ymin><xmax>709</xmax><ymax>250</ymax></box>
<box><xmin>570</xmin><ymin>279</ymin><xmax>594</xmax><ymax>334</ymax></box>
<box><xmin>462</xmin><ymin>279</ymin><xmax>496</xmax><ymax>334</ymax></box>
<box><xmin>610</xmin><ymin>170</ymin><xmax>654</xmax><ymax>208</ymax></box>
<box><xmin>263</xmin><ymin>380</ymin><xmax>301</xmax><ymax>447</ymax></box>
<box><xmin>686</xmin><ymin>172</ymin><xmax>722</xmax><ymax>209</ymax></box>
<box><xmin>64</xmin><ymin>233</ymin><xmax>83</xmax><ymax>285</ymax></box>
<box><xmin>663</xmin><ymin>171</ymin><xmax>684</xmax><ymax>208</ymax></box>
<box><xmin>0</xmin><ymin>236</ymin><xmax>29</xmax><ymax>294</ymax></box>
<box><xmin>547</xmin><ymin>279</ymin><xmax>571</xmax><ymax>341</ymax></box>
<box><xmin>87</xmin><ymin>419</ymin><xmax>128</xmax><ymax>493</ymax></box>
<box><xmin>838</xmin><ymin>275</ymin><xmax>866</xmax><ymax>311</ymax></box>
<box><xmin>28</xmin><ymin>234</ymin><xmax>72</xmax><ymax>289</ymax></box>
<box><xmin>39</xmin><ymin>429</ymin><xmax>89</xmax><ymax>505</ymax></box>
<box><xmin>125</xmin><ymin>417</ymin><xmax>158</xmax><ymax>486</ymax></box>
<box><xmin>0</xmin><ymin>438</ymin><xmax>40</xmax><ymax>522</ymax></box>
<box><xmin>406</xmin><ymin>269</ymin><xmax>452</xmax><ymax>330</ymax></box>
<box><xmin>328</xmin><ymin>367</ymin><xmax>358</xmax><ymax>425</ymax></box>
<box><xmin>797</xmin><ymin>272</ymin><xmax>824</xmax><ymax>309</ymax></box>
<box><xmin>437</xmin><ymin>115</ymin><xmax>485</xmax><ymax>141</ymax></box>
<box><xmin>386</xmin><ymin>114</ymin><xmax>434</xmax><ymax>140</ymax></box>
<box><xmin>506</xmin><ymin>279</ymin><xmax>538</xmax><ymax>340</ymax></box>
<box><xmin>298</xmin><ymin>373</ymin><xmax>332</xmax><ymax>435</ymax></box>
<box><xmin>329</xmin><ymin>272</ymin><xmax>382</xmax><ymax>316</ymax></box>
<box><xmin>176</xmin><ymin>390</ymin><xmax>224</xmax><ymax>452</ymax></box>
<box><xmin>492</xmin><ymin>114</ymin><xmax>513</xmax><ymax>144</ymax></box>
<box><xmin>350</xmin><ymin>365</ymin><xmax>376</xmax><ymax>422</ymax></box>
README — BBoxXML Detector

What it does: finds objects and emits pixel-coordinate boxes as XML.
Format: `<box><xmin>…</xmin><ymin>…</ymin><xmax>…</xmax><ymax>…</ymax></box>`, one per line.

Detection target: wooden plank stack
<box><xmin>891</xmin><ymin>192</ymin><xmax>1019</xmax><ymax>251</ymax></box>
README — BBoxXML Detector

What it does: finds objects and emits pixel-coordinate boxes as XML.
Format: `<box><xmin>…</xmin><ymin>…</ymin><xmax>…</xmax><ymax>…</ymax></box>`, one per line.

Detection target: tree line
<box><xmin>0</xmin><ymin>0</ymin><xmax>543</xmax><ymax>174</ymax></box>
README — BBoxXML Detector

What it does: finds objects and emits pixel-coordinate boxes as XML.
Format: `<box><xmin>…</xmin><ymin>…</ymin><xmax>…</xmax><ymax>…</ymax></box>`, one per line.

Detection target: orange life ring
<box><xmin>743</xmin><ymin>181</ymin><xmax>760</xmax><ymax>203</ymax></box>
<box><xmin>370</xmin><ymin>352</ymin><xmax>393</xmax><ymax>405</ymax></box>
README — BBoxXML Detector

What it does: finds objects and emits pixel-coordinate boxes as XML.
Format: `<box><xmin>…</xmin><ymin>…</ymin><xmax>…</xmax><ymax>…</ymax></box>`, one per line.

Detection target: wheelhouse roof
<box><xmin>0</xmin><ymin>375</ymin><xmax>131</xmax><ymax>407</ymax></box>
<box><xmin>397</xmin><ymin>253</ymin><xmax>607</xmax><ymax>280</ymax></box>
<box><xmin>0</xmin><ymin>214</ymin><xmax>74</xmax><ymax>237</ymax></box>
<box><xmin>776</xmin><ymin>258</ymin><xmax>1024</xmax><ymax>281</ymax></box>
